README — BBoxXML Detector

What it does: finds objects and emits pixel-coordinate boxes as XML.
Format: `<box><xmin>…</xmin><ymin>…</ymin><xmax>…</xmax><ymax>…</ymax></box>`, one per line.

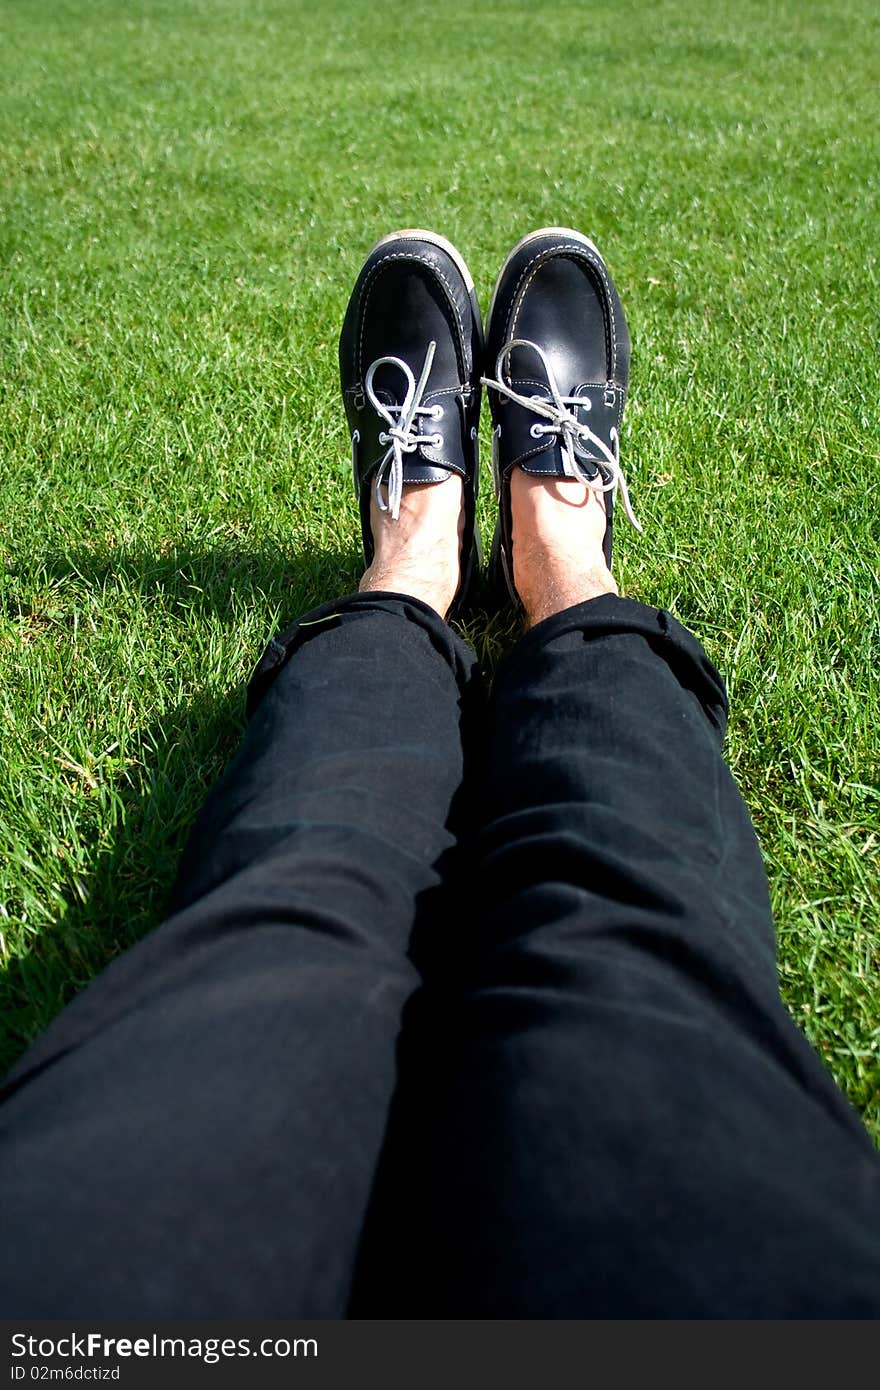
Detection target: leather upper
<box><xmin>338</xmin><ymin>236</ymin><xmax>482</xmax><ymax>570</ymax></box>
<box><xmin>340</xmin><ymin>241</ymin><xmax>480</xmax><ymax>478</ymax></box>
<box><xmin>486</xmin><ymin>237</ymin><xmax>630</xmax><ymax>480</ymax></box>
<box><xmin>485</xmin><ymin>233</ymin><xmax>632</xmax><ymax>588</ymax></box>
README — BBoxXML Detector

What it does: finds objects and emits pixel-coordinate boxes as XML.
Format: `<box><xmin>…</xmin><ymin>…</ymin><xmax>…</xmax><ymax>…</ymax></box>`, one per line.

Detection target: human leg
<box><xmin>0</xmin><ymin>232</ymin><xmax>484</xmax><ymax>1318</ymax></box>
<box><xmin>351</xmin><ymin>230</ymin><xmax>880</xmax><ymax>1317</ymax></box>
<box><xmin>425</xmin><ymin>592</ymin><xmax>880</xmax><ymax>1316</ymax></box>
<box><xmin>0</xmin><ymin>585</ymin><xmax>479</xmax><ymax>1317</ymax></box>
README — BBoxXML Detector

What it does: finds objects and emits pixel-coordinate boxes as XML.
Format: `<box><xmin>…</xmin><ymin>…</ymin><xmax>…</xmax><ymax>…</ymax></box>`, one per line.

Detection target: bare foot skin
<box><xmin>510</xmin><ymin>471</ymin><xmax>618</xmax><ymax>628</ymax></box>
<box><xmin>359</xmin><ymin>475</ymin><xmax>464</xmax><ymax>619</ymax></box>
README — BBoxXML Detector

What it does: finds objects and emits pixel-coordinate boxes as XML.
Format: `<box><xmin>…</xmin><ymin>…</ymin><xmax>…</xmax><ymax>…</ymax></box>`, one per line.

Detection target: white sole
<box><xmin>367</xmin><ymin>227</ymin><xmax>476</xmax><ymax>295</ymax></box>
<box><xmin>485</xmin><ymin>226</ymin><xmax>603</xmax><ymax>336</ymax></box>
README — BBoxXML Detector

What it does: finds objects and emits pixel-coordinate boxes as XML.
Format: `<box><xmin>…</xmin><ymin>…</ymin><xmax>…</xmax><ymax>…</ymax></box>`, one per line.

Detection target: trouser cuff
<box><xmin>498</xmin><ymin>593</ymin><xmax>729</xmax><ymax>736</ymax></box>
<box><xmin>246</xmin><ymin>590</ymin><xmax>473</xmax><ymax>718</ymax></box>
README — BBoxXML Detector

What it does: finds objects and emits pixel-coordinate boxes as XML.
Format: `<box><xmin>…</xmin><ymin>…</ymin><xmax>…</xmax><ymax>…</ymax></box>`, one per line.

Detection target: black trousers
<box><xmin>2</xmin><ymin>592</ymin><xmax>879</xmax><ymax>1318</ymax></box>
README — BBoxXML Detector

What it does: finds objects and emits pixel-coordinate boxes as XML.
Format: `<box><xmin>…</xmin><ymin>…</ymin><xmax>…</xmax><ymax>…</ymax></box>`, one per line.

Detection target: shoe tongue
<box><xmin>368</xmin><ymin>361</ymin><xmax>411</xmax><ymax>407</ymax></box>
<box><xmin>502</xmin><ymin>380</ymin><xmax>605</xmax><ymax>479</ymax></box>
<box><xmin>504</xmin><ymin>339</ymin><xmax>572</xmax><ymax>394</ymax></box>
<box><xmin>501</xmin><ymin>379</ymin><xmax>567</xmax><ymax>476</ymax></box>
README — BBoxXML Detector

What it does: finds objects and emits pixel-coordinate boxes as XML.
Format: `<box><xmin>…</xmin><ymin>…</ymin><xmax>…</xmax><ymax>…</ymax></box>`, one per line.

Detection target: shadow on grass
<box><xmin>0</xmin><ymin>541</ymin><xmax>362</xmax><ymax>1076</ymax></box>
<box><xmin>5</xmin><ymin>541</ymin><xmax>363</xmax><ymax>624</ymax></box>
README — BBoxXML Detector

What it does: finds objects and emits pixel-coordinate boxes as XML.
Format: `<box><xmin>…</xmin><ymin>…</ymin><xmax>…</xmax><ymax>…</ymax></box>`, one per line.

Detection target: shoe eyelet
<box><xmin>430</xmin><ymin>405</ymin><xmax>444</xmax><ymax>421</ymax></box>
<box><xmin>529</xmin><ymin>423</ymin><xmax>545</xmax><ymax>440</ymax></box>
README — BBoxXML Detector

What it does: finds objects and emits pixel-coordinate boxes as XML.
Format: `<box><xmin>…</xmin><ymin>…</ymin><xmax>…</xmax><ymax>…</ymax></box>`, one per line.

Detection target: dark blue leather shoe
<box><xmin>482</xmin><ymin>227</ymin><xmax>640</xmax><ymax>607</ymax></box>
<box><xmin>339</xmin><ymin>230</ymin><xmax>483</xmax><ymax>615</ymax></box>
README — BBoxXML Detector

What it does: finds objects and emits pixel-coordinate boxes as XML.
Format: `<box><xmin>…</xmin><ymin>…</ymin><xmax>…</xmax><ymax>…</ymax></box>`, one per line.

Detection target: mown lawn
<box><xmin>1</xmin><ymin>0</ymin><xmax>878</xmax><ymax>1135</ymax></box>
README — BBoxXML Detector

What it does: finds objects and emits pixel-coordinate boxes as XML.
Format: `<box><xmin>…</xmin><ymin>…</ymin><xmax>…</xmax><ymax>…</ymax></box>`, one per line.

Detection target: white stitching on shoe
<box><xmin>506</xmin><ymin>243</ymin><xmax>617</xmax><ymax>378</ymax></box>
<box><xmin>355</xmin><ymin>252</ymin><xmax>467</xmax><ymax>383</ymax></box>
<box><xmin>506</xmin><ymin>439</ymin><xmax>559</xmax><ymax>470</ymax></box>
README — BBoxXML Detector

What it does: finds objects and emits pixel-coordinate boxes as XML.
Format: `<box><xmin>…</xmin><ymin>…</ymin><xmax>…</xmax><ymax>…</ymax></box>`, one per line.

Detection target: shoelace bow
<box><xmin>481</xmin><ymin>338</ymin><xmax>641</xmax><ymax>531</ymax></box>
<box><xmin>359</xmin><ymin>341</ymin><xmax>444</xmax><ymax>521</ymax></box>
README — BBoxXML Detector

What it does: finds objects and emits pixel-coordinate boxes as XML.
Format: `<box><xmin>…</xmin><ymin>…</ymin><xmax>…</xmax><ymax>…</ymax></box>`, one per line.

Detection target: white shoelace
<box><xmin>360</xmin><ymin>341</ymin><xmax>444</xmax><ymax>521</ymax></box>
<box><xmin>481</xmin><ymin>338</ymin><xmax>641</xmax><ymax>531</ymax></box>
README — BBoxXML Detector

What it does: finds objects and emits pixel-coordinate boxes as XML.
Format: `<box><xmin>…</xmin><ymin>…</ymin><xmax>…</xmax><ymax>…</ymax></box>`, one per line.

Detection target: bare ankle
<box><xmin>510</xmin><ymin>471</ymin><xmax>616</xmax><ymax>625</ymax></box>
<box><xmin>359</xmin><ymin>477</ymin><xmax>464</xmax><ymax>619</ymax></box>
<box><xmin>517</xmin><ymin>554</ymin><xmax>617</xmax><ymax>627</ymax></box>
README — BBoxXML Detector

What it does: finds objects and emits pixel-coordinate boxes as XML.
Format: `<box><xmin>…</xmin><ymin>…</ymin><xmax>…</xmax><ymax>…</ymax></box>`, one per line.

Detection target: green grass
<box><xmin>1</xmin><ymin>0</ymin><xmax>878</xmax><ymax>1135</ymax></box>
